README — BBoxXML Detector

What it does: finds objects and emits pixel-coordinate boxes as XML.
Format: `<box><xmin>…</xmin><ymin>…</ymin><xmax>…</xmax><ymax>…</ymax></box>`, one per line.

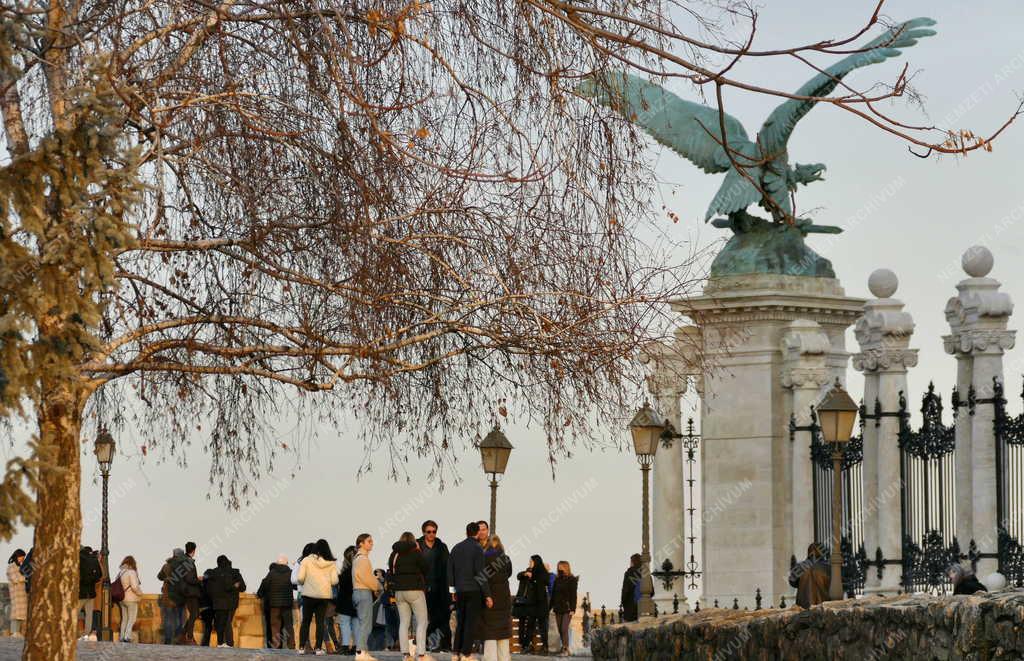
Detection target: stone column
<box><xmin>852</xmin><ymin>269</ymin><xmax>917</xmax><ymax>592</ymax></box>
<box><xmin>645</xmin><ymin>329</ymin><xmax>698</xmax><ymax>611</ymax></box>
<box><xmin>781</xmin><ymin>320</ymin><xmax>832</xmax><ymax>563</ymax></box>
<box><xmin>943</xmin><ymin>246</ymin><xmax>1015</xmax><ymax>577</ymax></box>
<box><xmin>684</xmin><ymin>273</ymin><xmax>863</xmax><ymax>608</ymax></box>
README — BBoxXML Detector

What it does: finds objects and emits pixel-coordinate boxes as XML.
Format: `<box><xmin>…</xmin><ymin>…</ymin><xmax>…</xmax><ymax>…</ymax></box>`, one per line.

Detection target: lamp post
<box><xmin>816</xmin><ymin>380</ymin><xmax>858</xmax><ymax>601</ymax></box>
<box><xmin>480</xmin><ymin>425</ymin><xmax>513</xmax><ymax>534</ymax></box>
<box><xmin>628</xmin><ymin>401</ymin><xmax>665</xmax><ymax>619</ymax></box>
<box><xmin>93</xmin><ymin>428</ymin><xmax>116</xmax><ymax>641</ymax></box>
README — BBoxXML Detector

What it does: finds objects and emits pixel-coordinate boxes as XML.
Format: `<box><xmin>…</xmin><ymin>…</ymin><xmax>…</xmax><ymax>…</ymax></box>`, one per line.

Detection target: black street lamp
<box><xmin>628</xmin><ymin>401</ymin><xmax>665</xmax><ymax>619</ymax></box>
<box><xmin>480</xmin><ymin>425</ymin><xmax>513</xmax><ymax>534</ymax></box>
<box><xmin>816</xmin><ymin>380</ymin><xmax>858</xmax><ymax>601</ymax></box>
<box><xmin>93</xmin><ymin>428</ymin><xmax>115</xmax><ymax>641</ymax></box>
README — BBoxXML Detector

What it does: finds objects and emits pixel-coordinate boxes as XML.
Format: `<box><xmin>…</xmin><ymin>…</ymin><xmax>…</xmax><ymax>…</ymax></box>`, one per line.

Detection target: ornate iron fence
<box><xmin>792</xmin><ymin>405</ymin><xmax>867</xmax><ymax>595</ymax></box>
<box><xmin>898</xmin><ymin>383</ymin><xmax>958</xmax><ymax>594</ymax></box>
<box><xmin>992</xmin><ymin>377</ymin><xmax>1024</xmax><ymax>587</ymax></box>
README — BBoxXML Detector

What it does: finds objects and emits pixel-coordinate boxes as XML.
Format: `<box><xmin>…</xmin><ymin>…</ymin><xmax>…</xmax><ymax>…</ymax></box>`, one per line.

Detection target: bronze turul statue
<box><xmin>579</xmin><ymin>18</ymin><xmax>936</xmax><ymax>277</ymax></box>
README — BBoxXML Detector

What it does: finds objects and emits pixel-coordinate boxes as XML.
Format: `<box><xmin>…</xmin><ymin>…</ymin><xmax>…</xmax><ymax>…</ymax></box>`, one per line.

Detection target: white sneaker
<box><xmin>298</xmin><ymin>650</ymin><xmax>306</xmax><ymax>656</ymax></box>
<box><xmin>315</xmin><ymin>651</ymin><xmax>326</xmax><ymax>657</ymax></box>
<box><xmin>219</xmin><ymin>643</ymin><xmax>229</xmax><ymax>648</ymax></box>
<box><xmin>355</xmin><ymin>652</ymin><xmax>379</xmax><ymax>661</ymax></box>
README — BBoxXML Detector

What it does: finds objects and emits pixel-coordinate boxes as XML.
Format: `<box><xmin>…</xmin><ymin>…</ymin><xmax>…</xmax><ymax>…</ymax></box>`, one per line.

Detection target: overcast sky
<box><xmin>5</xmin><ymin>0</ymin><xmax>1024</xmax><ymax>612</ymax></box>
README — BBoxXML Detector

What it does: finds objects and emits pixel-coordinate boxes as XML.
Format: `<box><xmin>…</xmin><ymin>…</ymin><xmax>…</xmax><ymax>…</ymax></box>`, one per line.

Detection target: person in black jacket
<box><xmin>203</xmin><ymin>555</ymin><xmax>246</xmax><ymax>647</ymax></box>
<box><xmin>335</xmin><ymin>546</ymin><xmax>357</xmax><ymax>654</ymax></box>
<box><xmin>550</xmin><ymin>561</ymin><xmax>578</xmax><ymax>655</ymax></box>
<box><xmin>167</xmin><ymin>542</ymin><xmax>203</xmax><ymax>644</ymax></box>
<box><xmin>448</xmin><ymin>521</ymin><xmax>492</xmax><ymax>659</ymax></box>
<box><xmin>388</xmin><ymin>532</ymin><xmax>430</xmax><ymax>659</ymax></box>
<box><xmin>77</xmin><ymin>546</ymin><xmax>103</xmax><ymax>641</ymax></box>
<box><xmin>198</xmin><ymin>580</ymin><xmax>215</xmax><ymax>646</ymax></box>
<box><xmin>258</xmin><ymin>555</ymin><xmax>295</xmax><ymax>649</ymax></box>
<box><xmin>516</xmin><ymin>555</ymin><xmax>550</xmax><ymax>654</ymax></box>
<box><xmin>417</xmin><ymin>520</ymin><xmax>451</xmax><ymax>652</ymax></box>
<box><xmin>620</xmin><ymin>554</ymin><xmax>641</xmax><ymax>623</ymax></box>
<box><xmin>948</xmin><ymin>563</ymin><xmax>988</xmax><ymax>595</ymax></box>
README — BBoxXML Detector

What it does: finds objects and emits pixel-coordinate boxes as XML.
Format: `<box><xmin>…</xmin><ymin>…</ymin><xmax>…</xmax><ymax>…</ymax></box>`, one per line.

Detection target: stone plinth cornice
<box><xmin>852</xmin><ymin>348</ymin><xmax>919</xmax><ymax>372</ymax></box>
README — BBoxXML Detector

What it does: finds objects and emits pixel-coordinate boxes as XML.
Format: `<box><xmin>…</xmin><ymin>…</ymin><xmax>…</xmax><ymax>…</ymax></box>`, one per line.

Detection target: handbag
<box><xmin>513</xmin><ymin>578</ymin><xmax>534</xmax><ymax>617</ymax></box>
<box><xmin>110</xmin><ymin>571</ymin><xmax>126</xmax><ymax>604</ymax></box>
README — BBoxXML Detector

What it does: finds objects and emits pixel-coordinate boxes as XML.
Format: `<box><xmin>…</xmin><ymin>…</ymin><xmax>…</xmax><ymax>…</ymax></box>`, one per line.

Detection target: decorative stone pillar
<box><xmin>852</xmin><ymin>268</ymin><xmax>917</xmax><ymax>592</ymax></box>
<box><xmin>645</xmin><ymin>328</ymin><xmax>699</xmax><ymax>611</ymax></box>
<box><xmin>683</xmin><ymin>273</ymin><xmax>863</xmax><ymax>608</ymax></box>
<box><xmin>944</xmin><ymin>246</ymin><xmax>1015</xmax><ymax>577</ymax></box>
<box><xmin>781</xmin><ymin>320</ymin><xmax>832</xmax><ymax>563</ymax></box>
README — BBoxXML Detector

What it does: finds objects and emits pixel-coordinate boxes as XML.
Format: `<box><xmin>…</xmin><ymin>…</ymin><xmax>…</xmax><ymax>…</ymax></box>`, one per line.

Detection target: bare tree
<box><xmin>0</xmin><ymin>1</ymin><xmax>1015</xmax><ymax>659</ymax></box>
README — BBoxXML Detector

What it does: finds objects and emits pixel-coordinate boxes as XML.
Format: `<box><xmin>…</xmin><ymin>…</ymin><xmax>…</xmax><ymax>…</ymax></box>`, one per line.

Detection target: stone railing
<box><xmin>591</xmin><ymin>590</ymin><xmax>1024</xmax><ymax>660</ymax></box>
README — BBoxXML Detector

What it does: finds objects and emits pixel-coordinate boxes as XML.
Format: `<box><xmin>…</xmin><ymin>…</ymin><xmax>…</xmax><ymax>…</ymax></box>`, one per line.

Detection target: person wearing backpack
<box><xmin>387</xmin><ymin>532</ymin><xmax>432</xmax><ymax>661</ymax></box>
<box><xmin>113</xmin><ymin>556</ymin><xmax>142</xmax><ymax>642</ymax></box>
<box><xmin>157</xmin><ymin>549</ymin><xmax>183</xmax><ymax>644</ymax></box>
<box><xmin>77</xmin><ymin>546</ymin><xmax>103</xmax><ymax>641</ymax></box>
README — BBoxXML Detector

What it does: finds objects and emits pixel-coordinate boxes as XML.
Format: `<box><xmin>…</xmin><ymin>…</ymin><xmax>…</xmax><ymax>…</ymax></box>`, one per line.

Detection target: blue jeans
<box><xmin>339</xmin><ymin>613</ymin><xmax>356</xmax><ymax>646</ymax></box>
<box><xmin>352</xmin><ymin>589</ymin><xmax>374</xmax><ymax>651</ymax></box>
<box><xmin>160</xmin><ymin>605</ymin><xmax>183</xmax><ymax>644</ymax></box>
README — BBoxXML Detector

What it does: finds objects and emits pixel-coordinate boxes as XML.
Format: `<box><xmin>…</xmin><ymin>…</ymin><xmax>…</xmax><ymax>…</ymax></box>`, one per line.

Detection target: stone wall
<box><xmin>590</xmin><ymin>590</ymin><xmax>1024</xmax><ymax>660</ymax></box>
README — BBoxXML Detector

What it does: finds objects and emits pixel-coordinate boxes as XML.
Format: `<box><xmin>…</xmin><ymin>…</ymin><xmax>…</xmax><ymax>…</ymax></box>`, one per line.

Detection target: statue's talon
<box><xmin>710</xmin><ymin>218</ymin><xmax>733</xmax><ymax>229</ymax></box>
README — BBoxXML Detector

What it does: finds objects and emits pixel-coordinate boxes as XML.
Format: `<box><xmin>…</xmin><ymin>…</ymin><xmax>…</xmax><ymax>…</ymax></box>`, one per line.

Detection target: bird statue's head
<box><xmin>791</xmin><ymin>162</ymin><xmax>826</xmax><ymax>185</ymax></box>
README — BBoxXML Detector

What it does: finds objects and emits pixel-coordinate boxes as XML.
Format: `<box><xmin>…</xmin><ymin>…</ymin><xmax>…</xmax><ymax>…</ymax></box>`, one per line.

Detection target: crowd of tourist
<box><xmin>5</xmin><ymin>519</ymin><xmax>581</xmax><ymax>660</ymax></box>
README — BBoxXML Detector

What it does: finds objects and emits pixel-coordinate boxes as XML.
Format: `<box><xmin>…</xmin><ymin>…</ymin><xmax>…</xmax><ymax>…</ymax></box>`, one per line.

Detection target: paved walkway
<box><xmin>0</xmin><ymin>638</ymin><xmax>589</xmax><ymax>660</ymax></box>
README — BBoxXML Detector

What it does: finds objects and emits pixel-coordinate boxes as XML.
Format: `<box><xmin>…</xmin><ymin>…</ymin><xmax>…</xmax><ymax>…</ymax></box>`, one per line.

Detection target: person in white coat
<box><xmin>297</xmin><ymin>539</ymin><xmax>339</xmax><ymax>655</ymax></box>
<box><xmin>117</xmin><ymin>556</ymin><xmax>143</xmax><ymax>642</ymax></box>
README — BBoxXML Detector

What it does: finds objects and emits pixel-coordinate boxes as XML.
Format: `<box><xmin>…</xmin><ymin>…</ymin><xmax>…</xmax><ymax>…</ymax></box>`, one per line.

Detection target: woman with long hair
<box><xmin>352</xmin><ymin>533</ymin><xmax>378</xmax><ymax>661</ymax></box>
<box><xmin>6</xmin><ymin>549</ymin><xmax>27</xmax><ymax>636</ymax></box>
<box><xmin>388</xmin><ymin>531</ymin><xmax>432</xmax><ymax>661</ymax></box>
<box><xmin>515</xmin><ymin>555</ymin><xmax>550</xmax><ymax>654</ymax></box>
<box><xmin>549</xmin><ymin>561</ymin><xmax>578</xmax><ymax>655</ymax></box>
<box><xmin>297</xmin><ymin>539</ymin><xmax>339</xmax><ymax>655</ymax></box>
<box><xmin>479</xmin><ymin>535</ymin><xmax>513</xmax><ymax>661</ymax></box>
<box><xmin>116</xmin><ymin>556</ymin><xmax>143</xmax><ymax>643</ymax></box>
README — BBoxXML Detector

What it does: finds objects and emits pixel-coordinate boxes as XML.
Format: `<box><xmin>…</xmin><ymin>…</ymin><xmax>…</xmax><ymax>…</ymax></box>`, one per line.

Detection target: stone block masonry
<box><xmin>591</xmin><ymin>590</ymin><xmax>1024</xmax><ymax>660</ymax></box>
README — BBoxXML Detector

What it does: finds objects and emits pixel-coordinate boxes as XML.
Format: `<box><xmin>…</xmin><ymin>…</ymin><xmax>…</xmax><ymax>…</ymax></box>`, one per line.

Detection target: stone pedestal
<box><xmin>852</xmin><ymin>268</ymin><xmax>917</xmax><ymax>592</ymax></box>
<box><xmin>679</xmin><ymin>274</ymin><xmax>863</xmax><ymax>608</ymax></box>
<box><xmin>943</xmin><ymin>246</ymin><xmax>1015</xmax><ymax>577</ymax></box>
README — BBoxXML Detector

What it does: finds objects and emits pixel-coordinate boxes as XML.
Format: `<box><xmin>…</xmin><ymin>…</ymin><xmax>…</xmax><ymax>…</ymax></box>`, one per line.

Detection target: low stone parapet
<box><xmin>590</xmin><ymin>590</ymin><xmax>1024</xmax><ymax>660</ymax></box>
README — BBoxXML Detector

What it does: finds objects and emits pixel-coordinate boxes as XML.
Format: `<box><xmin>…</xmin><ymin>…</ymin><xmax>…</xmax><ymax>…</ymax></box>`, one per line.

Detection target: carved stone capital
<box><xmin>852</xmin><ymin>348</ymin><xmax>919</xmax><ymax>373</ymax></box>
<box><xmin>781</xmin><ymin>320</ymin><xmax>831</xmax><ymax>390</ymax></box>
<box><xmin>944</xmin><ymin>329</ymin><xmax>1016</xmax><ymax>355</ymax></box>
<box><xmin>781</xmin><ymin>367</ymin><xmax>831</xmax><ymax>389</ymax></box>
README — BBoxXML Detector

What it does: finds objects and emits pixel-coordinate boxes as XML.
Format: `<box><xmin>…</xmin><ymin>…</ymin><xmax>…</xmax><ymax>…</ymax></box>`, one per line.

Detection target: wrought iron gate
<box><xmin>898</xmin><ymin>384</ymin><xmax>958</xmax><ymax>594</ymax></box>
<box><xmin>993</xmin><ymin>378</ymin><xmax>1024</xmax><ymax>587</ymax></box>
<box><xmin>794</xmin><ymin>407</ymin><xmax>867</xmax><ymax>595</ymax></box>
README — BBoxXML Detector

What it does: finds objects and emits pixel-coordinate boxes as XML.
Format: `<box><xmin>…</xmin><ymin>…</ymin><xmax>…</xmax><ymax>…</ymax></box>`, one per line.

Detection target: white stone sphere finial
<box><xmin>868</xmin><ymin>268</ymin><xmax>898</xmax><ymax>299</ymax></box>
<box><xmin>962</xmin><ymin>245</ymin><xmax>994</xmax><ymax>278</ymax></box>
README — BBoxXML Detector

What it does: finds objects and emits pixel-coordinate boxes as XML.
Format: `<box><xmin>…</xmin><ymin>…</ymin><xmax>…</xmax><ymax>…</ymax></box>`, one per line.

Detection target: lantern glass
<box><xmin>817</xmin><ymin>382</ymin><xmax>858</xmax><ymax>444</ymax></box>
<box><xmin>94</xmin><ymin>430</ymin><xmax>116</xmax><ymax>469</ymax></box>
<box><xmin>480</xmin><ymin>426</ymin><xmax>513</xmax><ymax>475</ymax></box>
<box><xmin>628</xmin><ymin>402</ymin><xmax>665</xmax><ymax>457</ymax></box>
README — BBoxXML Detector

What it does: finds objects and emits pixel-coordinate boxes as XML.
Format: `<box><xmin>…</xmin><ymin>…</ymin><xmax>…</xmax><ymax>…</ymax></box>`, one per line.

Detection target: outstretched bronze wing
<box><xmin>757</xmin><ymin>18</ymin><xmax>938</xmax><ymax>155</ymax></box>
<box><xmin>579</xmin><ymin>72</ymin><xmax>754</xmax><ymax>175</ymax></box>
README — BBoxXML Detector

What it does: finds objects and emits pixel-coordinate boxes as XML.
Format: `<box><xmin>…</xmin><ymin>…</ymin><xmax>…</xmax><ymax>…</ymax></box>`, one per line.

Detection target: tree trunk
<box><xmin>23</xmin><ymin>380</ymin><xmax>85</xmax><ymax>661</ymax></box>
